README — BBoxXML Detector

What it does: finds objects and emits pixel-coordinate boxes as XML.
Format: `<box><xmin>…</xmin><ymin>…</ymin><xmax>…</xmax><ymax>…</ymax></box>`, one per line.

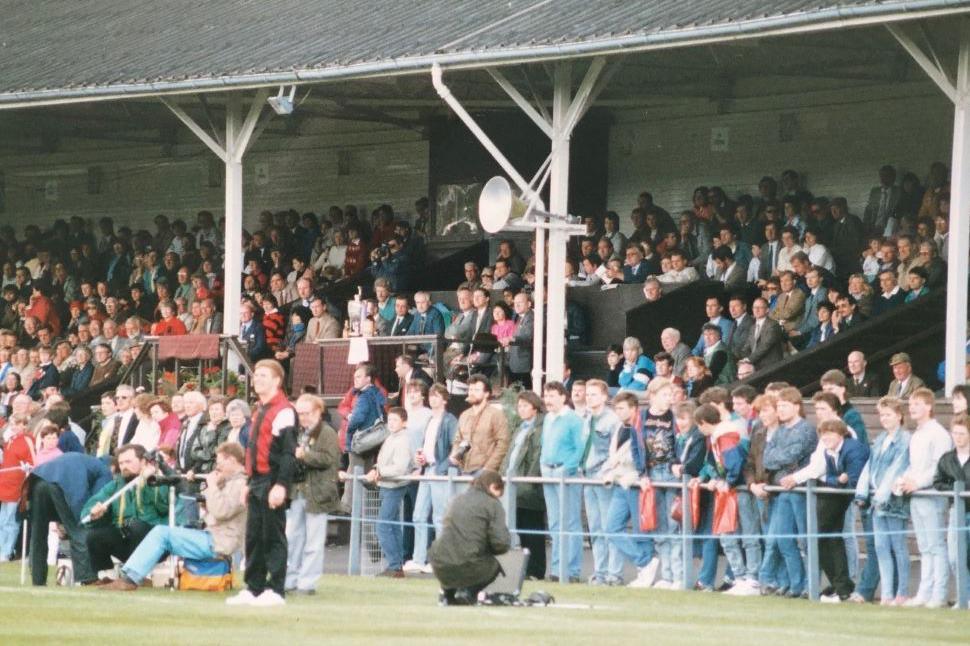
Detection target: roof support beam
<box><xmin>233</xmin><ymin>88</ymin><xmax>270</xmax><ymax>163</ymax></box>
<box><xmin>886</xmin><ymin>22</ymin><xmax>958</xmax><ymax>103</ymax></box>
<box><xmin>159</xmin><ymin>97</ymin><xmax>228</xmax><ymax>162</ymax></box>
<box><xmin>197</xmin><ymin>94</ymin><xmax>225</xmax><ymax>149</ymax></box>
<box><xmin>486</xmin><ymin>68</ymin><xmax>553</xmax><ymax>138</ymax></box>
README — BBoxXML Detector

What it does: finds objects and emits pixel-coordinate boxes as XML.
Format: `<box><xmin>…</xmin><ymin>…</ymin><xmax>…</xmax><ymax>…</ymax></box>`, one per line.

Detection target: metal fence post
<box><xmin>447</xmin><ymin>466</ymin><xmax>457</xmax><ymax>500</ymax></box>
<box><xmin>505</xmin><ymin>476</ymin><xmax>520</xmax><ymax>549</ymax></box>
<box><xmin>955</xmin><ymin>482</ymin><xmax>968</xmax><ymax>610</ymax></box>
<box><xmin>347</xmin><ymin>466</ymin><xmax>364</xmax><ymax>576</ymax></box>
<box><xmin>680</xmin><ymin>475</ymin><xmax>693</xmax><ymax>590</ymax></box>
<box><xmin>805</xmin><ymin>481</ymin><xmax>820</xmax><ymax>601</ymax></box>
<box><xmin>558</xmin><ymin>471</ymin><xmax>567</xmax><ymax>583</ymax></box>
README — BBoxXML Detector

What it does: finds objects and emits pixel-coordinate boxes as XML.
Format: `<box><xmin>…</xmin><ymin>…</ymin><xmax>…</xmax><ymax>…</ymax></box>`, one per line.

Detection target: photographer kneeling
<box><xmin>103</xmin><ymin>442</ymin><xmax>247</xmax><ymax>591</ymax></box>
<box><xmin>80</xmin><ymin>444</ymin><xmax>170</xmax><ymax>581</ymax></box>
<box><xmin>428</xmin><ymin>469</ymin><xmax>511</xmax><ymax>605</ymax></box>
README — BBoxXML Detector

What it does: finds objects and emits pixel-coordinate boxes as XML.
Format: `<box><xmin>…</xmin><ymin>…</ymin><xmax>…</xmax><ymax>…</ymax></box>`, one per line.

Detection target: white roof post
<box><xmin>223</xmin><ymin>94</ymin><xmax>244</xmax><ymax>337</ymax></box>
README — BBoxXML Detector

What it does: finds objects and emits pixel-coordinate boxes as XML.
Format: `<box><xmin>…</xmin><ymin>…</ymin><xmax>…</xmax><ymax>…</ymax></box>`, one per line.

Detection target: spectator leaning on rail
<box><xmin>102</xmin><ymin>442</ymin><xmax>249</xmax><ymax>592</ymax></box>
<box><xmin>933</xmin><ymin>412</ymin><xmax>970</xmax><ymax>603</ymax></box>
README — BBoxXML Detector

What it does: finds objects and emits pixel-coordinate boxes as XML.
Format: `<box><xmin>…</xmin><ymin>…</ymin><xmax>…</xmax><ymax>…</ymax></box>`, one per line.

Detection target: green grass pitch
<box><xmin>0</xmin><ymin>563</ymin><xmax>967</xmax><ymax>644</ymax></box>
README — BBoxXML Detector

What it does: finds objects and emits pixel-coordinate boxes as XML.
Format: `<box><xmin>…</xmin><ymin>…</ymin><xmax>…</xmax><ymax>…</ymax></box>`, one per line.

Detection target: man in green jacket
<box><xmin>80</xmin><ymin>444</ymin><xmax>170</xmax><ymax>580</ymax></box>
<box><xmin>429</xmin><ymin>470</ymin><xmax>511</xmax><ymax>605</ymax></box>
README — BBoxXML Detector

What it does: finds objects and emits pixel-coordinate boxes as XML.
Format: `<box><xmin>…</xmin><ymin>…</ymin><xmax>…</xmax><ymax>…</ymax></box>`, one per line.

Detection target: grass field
<box><xmin>0</xmin><ymin>564</ymin><xmax>967</xmax><ymax>645</ymax></box>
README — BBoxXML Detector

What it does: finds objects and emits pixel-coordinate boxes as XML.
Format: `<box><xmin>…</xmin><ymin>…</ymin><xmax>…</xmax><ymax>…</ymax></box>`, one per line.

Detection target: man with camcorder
<box><xmin>102</xmin><ymin>442</ymin><xmax>248</xmax><ymax>591</ymax></box>
<box><xmin>79</xmin><ymin>444</ymin><xmax>170</xmax><ymax>582</ymax></box>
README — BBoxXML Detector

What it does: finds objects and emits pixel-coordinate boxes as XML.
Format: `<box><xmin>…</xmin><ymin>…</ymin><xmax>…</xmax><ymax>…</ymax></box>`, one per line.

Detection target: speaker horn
<box><xmin>478</xmin><ymin>176</ymin><xmax>582</xmax><ymax>234</ymax></box>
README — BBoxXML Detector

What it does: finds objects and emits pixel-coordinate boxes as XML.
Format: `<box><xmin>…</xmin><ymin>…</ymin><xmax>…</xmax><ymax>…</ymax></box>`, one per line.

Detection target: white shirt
<box><xmin>902</xmin><ymin>419</ymin><xmax>952</xmax><ymax>489</ymax></box>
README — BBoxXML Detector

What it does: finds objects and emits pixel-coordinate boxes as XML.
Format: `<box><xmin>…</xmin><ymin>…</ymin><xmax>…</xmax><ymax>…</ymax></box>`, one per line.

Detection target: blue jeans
<box><xmin>872</xmin><ymin>514</ymin><xmax>908</xmax><ymax>600</ymax></box>
<box><xmin>719</xmin><ymin>490</ymin><xmax>762</xmax><ymax>581</ymax></box>
<box><xmin>0</xmin><ymin>502</ymin><xmax>19</xmax><ymax>560</ymax></box>
<box><xmin>758</xmin><ymin>496</ymin><xmax>790</xmax><ymax>590</ymax></box>
<box><xmin>947</xmin><ymin>507</ymin><xmax>970</xmax><ymax>602</ymax></box>
<box><xmin>376</xmin><ymin>485</ymin><xmax>407</xmax><ymax>571</ymax></box>
<box><xmin>411</xmin><ymin>481</ymin><xmax>450</xmax><ymax>565</ymax></box>
<box><xmin>122</xmin><ymin>526</ymin><xmax>215</xmax><ymax>583</ymax></box>
<box><xmin>605</xmin><ymin>486</ymin><xmax>652</xmax><ymax>579</ymax></box>
<box><xmin>541</xmin><ymin>465</ymin><xmax>583</xmax><ymax>579</ymax></box>
<box><xmin>911</xmin><ymin>496</ymin><xmax>948</xmax><ymax>604</ymax></box>
<box><xmin>763</xmin><ymin>492</ymin><xmax>806</xmax><ymax>595</ymax></box>
<box><xmin>584</xmin><ymin>478</ymin><xmax>617</xmax><ymax>579</ymax></box>
<box><xmin>855</xmin><ymin>508</ymin><xmax>880</xmax><ymax>600</ymax></box>
<box><xmin>695</xmin><ymin>492</ymin><xmax>719</xmax><ymax>588</ymax></box>
<box><xmin>648</xmin><ymin>465</ymin><xmax>682</xmax><ymax>583</ymax></box>
<box><xmin>843</xmin><ymin>504</ymin><xmax>860</xmax><ymax>580</ymax></box>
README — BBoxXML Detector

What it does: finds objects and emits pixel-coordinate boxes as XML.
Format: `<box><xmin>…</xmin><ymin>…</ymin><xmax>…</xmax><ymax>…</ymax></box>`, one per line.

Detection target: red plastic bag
<box><xmin>670</xmin><ymin>481</ymin><xmax>702</xmax><ymax>529</ymax></box>
<box><xmin>639</xmin><ymin>483</ymin><xmax>657</xmax><ymax>532</ymax></box>
<box><xmin>712</xmin><ymin>488</ymin><xmax>739</xmax><ymax>535</ymax></box>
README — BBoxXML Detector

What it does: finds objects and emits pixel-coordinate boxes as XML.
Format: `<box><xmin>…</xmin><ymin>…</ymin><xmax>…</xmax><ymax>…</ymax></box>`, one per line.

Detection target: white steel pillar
<box><xmin>223</xmin><ymin>95</ymin><xmax>244</xmax><ymax>335</ymax></box>
<box><xmin>545</xmin><ymin>62</ymin><xmax>572</xmax><ymax>384</ymax></box>
<box><xmin>946</xmin><ymin>23</ymin><xmax>970</xmax><ymax>393</ymax></box>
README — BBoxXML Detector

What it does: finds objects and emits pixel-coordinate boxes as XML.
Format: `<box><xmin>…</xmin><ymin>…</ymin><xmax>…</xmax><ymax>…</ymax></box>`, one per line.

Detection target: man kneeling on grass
<box><xmin>429</xmin><ymin>469</ymin><xmax>511</xmax><ymax>605</ymax></box>
<box><xmin>102</xmin><ymin>442</ymin><xmax>248</xmax><ymax>591</ymax></box>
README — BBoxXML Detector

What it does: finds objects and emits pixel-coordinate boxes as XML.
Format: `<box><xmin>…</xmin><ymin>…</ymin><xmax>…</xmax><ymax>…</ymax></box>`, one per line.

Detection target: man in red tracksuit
<box><xmin>227</xmin><ymin>359</ymin><xmax>297</xmax><ymax>607</ymax></box>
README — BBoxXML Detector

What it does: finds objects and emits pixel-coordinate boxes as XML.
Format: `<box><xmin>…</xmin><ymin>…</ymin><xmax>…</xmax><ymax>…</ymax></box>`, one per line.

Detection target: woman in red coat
<box><xmin>0</xmin><ymin>414</ymin><xmax>35</xmax><ymax>560</ymax></box>
<box><xmin>150</xmin><ymin>301</ymin><xmax>187</xmax><ymax>336</ymax></box>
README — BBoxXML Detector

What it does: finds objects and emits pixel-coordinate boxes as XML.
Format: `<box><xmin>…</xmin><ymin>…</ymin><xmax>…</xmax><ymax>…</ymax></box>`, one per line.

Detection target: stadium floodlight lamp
<box><xmin>267</xmin><ymin>85</ymin><xmax>297</xmax><ymax>115</ymax></box>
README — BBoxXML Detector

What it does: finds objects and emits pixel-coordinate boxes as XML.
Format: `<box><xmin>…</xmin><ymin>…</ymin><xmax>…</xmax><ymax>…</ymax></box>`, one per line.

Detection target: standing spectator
<box><xmin>343</xmin><ymin>363</ymin><xmax>387</xmax><ymax>507</ymax></box>
<box><xmin>539</xmin><ymin>381</ymin><xmax>585</xmax><ymax>583</ymax></box>
<box><xmin>366</xmin><ymin>407</ymin><xmax>413</xmax><ymax>578</ymax></box>
<box><xmin>759</xmin><ymin>387</ymin><xmax>816</xmax><ymax>598</ymax></box>
<box><xmin>305</xmin><ymin>298</ymin><xmax>340</xmax><ymax>342</ymax></box>
<box><xmin>227</xmin><ymin>359</ymin><xmax>297</xmax><ymax>607</ymax></box>
<box><xmin>0</xmin><ymin>415</ymin><xmax>34</xmax><ymax>560</ymax></box>
<box><xmin>783</xmin><ymin>420</ymin><xmax>869</xmax><ymax>603</ymax></box>
<box><xmin>739</xmin><ymin>394</ymin><xmax>779</xmax><ymax>595</ymax></box>
<box><xmin>864</xmin><ymin>165</ymin><xmax>901</xmax><ymax>236</ymax></box>
<box><xmin>830</xmin><ymin>198</ymin><xmax>865</xmax><ymax>278</ymax></box>
<box><xmin>641</xmin><ymin>378</ymin><xmax>682</xmax><ymax>587</ymax></box>
<box><xmin>742</xmin><ymin>298</ymin><xmax>785</xmax><ymax>370</ymax></box>
<box><xmin>855</xmin><ymin>397</ymin><xmax>911</xmax><ymax>606</ymax></box>
<box><xmin>239</xmin><ymin>301</ymin><xmax>268</xmax><ymax>363</ymax></box>
<box><xmin>503</xmin><ymin>292</ymin><xmax>534</xmax><ymax>389</ymax></box>
<box><xmin>933</xmin><ymin>412</ymin><xmax>970</xmax><ymax>604</ymax></box>
<box><xmin>896</xmin><ymin>388</ymin><xmax>952</xmax><ymax>608</ymax></box>
<box><xmin>450</xmin><ymin>375</ymin><xmax>509</xmax><ymax>475</ymax></box>
<box><xmin>285</xmin><ymin>394</ymin><xmax>339</xmax><ymax>595</ymax></box>
<box><xmin>501</xmin><ymin>389</ymin><xmax>547</xmax><ymax>581</ymax></box>
<box><xmin>581</xmin><ymin>379</ymin><xmax>620</xmax><ymax>585</ymax></box>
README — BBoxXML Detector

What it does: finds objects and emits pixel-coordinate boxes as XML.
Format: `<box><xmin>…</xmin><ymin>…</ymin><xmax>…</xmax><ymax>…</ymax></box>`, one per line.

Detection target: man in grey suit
<box><xmin>713</xmin><ymin>246</ymin><xmax>747</xmax><ymax>293</ymax></box>
<box><xmin>791</xmin><ymin>268</ymin><xmax>828</xmax><ymax>350</ymax></box>
<box><xmin>660</xmin><ymin>327</ymin><xmax>691</xmax><ymax>377</ymax></box>
<box><xmin>193</xmin><ymin>298</ymin><xmax>223</xmax><ymax>335</ymax></box>
<box><xmin>503</xmin><ymin>292</ymin><xmax>534</xmax><ymax>389</ymax></box>
<box><xmin>443</xmin><ymin>288</ymin><xmax>476</xmax><ymax>365</ymax></box>
<box><xmin>742</xmin><ymin>298</ymin><xmax>785</xmax><ymax>370</ymax></box>
<box><xmin>758</xmin><ymin>222</ymin><xmax>780</xmax><ymax>281</ymax></box>
<box><xmin>886</xmin><ymin>352</ymin><xmax>926</xmax><ymax>399</ymax></box>
<box><xmin>727</xmin><ymin>296</ymin><xmax>753</xmax><ymax>361</ymax></box>
<box><xmin>864</xmin><ymin>165</ymin><xmax>901</xmax><ymax>236</ymax></box>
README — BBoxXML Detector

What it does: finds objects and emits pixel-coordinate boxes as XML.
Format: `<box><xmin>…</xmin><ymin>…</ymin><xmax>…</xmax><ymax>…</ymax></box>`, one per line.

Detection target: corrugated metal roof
<box><xmin>0</xmin><ymin>0</ymin><xmax>967</xmax><ymax>105</ymax></box>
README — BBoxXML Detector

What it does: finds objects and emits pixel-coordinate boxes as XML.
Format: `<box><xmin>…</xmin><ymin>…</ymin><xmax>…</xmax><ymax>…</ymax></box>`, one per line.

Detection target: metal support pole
<box><xmin>447</xmin><ymin>466</ymin><xmax>457</xmax><ymax>501</ymax></box>
<box><xmin>531</xmin><ymin>226</ymin><xmax>545</xmax><ymax>393</ymax></box>
<box><xmin>223</xmin><ymin>94</ymin><xmax>244</xmax><ymax>337</ymax></box>
<box><xmin>221</xmin><ymin>341</ymin><xmax>229</xmax><ymax>394</ymax></box>
<box><xmin>680</xmin><ymin>475</ymin><xmax>693</xmax><ymax>591</ymax></box>
<box><xmin>151</xmin><ymin>343</ymin><xmax>159</xmax><ymax>395</ymax></box>
<box><xmin>545</xmin><ymin>62</ymin><xmax>571</xmax><ymax>384</ymax></box>
<box><xmin>19</xmin><ymin>519</ymin><xmax>27</xmax><ymax>586</ymax></box>
<box><xmin>955</xmin><ymin>482</ymin><xmax>968</xmax><ymax>609</ymax></box>
<box><xmin>946</xmin><ymin>22</ymin><xmax>970</xmax><ymax>393</ymax></box>
<box><xmin>558</xmin><ymin>471</ymin><xmax>567</xmax><ymax>583</ymax></box>
<box><xmin>168</xmin><ymin>485</ymin><xmax>177</xmax><ymax>590</ymax></box>
<box><xmin>805</xmin><ymin>480</ymin><xmax>820</xmax><ymax>601</ymax></box>
<box><xmin>348</xmin><ymin>466</ymin><xmax>364</xmax><ymax>576</ymax></box>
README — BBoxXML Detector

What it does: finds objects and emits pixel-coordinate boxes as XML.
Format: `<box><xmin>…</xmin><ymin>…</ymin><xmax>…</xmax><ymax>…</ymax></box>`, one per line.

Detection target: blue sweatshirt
<box><xmin>540</xmin><ymin>408</ymin><xmax>585</xmax><ymax>473</ymax></box>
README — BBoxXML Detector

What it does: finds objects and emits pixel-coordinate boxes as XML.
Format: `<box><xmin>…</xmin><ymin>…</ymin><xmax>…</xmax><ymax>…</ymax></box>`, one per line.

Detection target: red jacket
<box><xmin>151</xmin><ymin>317</ymin><xmax>187</xmax><ymax>336</ymax></box>
<box><xmin>0</xmin><ymin>432</ymin><xmax>34</xmax><ymax>502</ymax></box>
<box><xmin>344</xmin><ymin>240</ymin><xmax>368</xmax><ymax>277</ymax></box>
<box><xmin>26</xmin><ymin>294</ymin><xmax>61</xmax><ymax>337</ymax></box>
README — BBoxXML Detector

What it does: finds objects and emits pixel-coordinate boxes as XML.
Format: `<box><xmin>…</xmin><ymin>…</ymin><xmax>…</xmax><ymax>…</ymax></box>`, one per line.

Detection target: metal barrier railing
<box><xmin>341</xmin><ymin>467</ymin><xmax>970</xmax><ymax>608</ymax></box>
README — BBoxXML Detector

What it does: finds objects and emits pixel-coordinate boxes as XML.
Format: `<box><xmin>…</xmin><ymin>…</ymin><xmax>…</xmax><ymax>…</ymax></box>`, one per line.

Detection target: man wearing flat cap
<box><xmin>886</xmin><ymin>352</ymin><xmax>925</xmax><ymax>399</ymax></box>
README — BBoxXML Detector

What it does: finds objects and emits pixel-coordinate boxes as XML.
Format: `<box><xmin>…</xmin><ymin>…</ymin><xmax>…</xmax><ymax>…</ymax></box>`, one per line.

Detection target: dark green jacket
<box><xmin>80</xmin><ymin>476</ymin><xmax>170</xmax><ymax>529</ymax></box>
<box><xmin>500</xmin><ymin>417</ymin><xmax>545</xmax><ymax>512</ymax></box>
<box><xmin>293</xmin><ymin>421</ymin><xmax>341</xmax><ymax>514</ymax></box>
<box><xmin>428</xmin><ymin>487</ymin><xmax>511</xmax><ymax>589</ymax></box>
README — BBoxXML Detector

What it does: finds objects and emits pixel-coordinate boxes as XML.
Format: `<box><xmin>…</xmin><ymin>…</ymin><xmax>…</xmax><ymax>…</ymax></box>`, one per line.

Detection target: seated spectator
<box><xmin>618</xmin><ymin>336</ymin><xmax>653</xmax><ymax>392</ymax></box>
<box><xmin>692</xmin><ymin>297</ymin><xmax>735</xmax><ymax>356</ymax></box>
<box><xmin>873</xmin><ymin>269</ymin><xmax>907</xmax><ymax>317</ymax></box>
<box><xmin>601</xmin><ymin>259</ymin><xmax>625</xmax><ymax>287</ymax></box>
<box><xmin>716</xmin><ymin>223</ymin><xmax>753</xmax><ymax>272</ymax></box>
<box><xmin>769</xmin><ymin>271</ymin><xmax>805</xmax><ymax>334</ymax></box>
<box><xmin>579</xmin><ymin>253</ymin><xmax>605</xmax><ymax>287</ymax></box>
<box><xmin>700</xmin><ymin>323</ymin><xmax>735</xmax><ymax>384</ymax></box>
<box><xmin>405</xmin><ymin>291</ymin><xmax>446</xmax><ymax>345</ymax></box>
<box><xmin>605</xmin><ymin>343</ymin><xmax>623</xmax><ymax>389</ymax></box>
<box><xmin>274</xmin><ymin>307</ymin><xmax>309</xmax><ymax>368</ymax></box>
<box><xmin>642</xmin><ymin>277</ymin><xmax>663</xmax><ymax>303</ymax></box>
<box><xmin>622</xmin><ymin>244</ymin><xmax>650</xmax><ymax>284</ymax></box>
<box><xmin>659</xmin><ymin>327</ymin><xmax>691</xmax><ymax>376</ymax></box>
<box><xmin>26</xmin><ymin>345</ymin><xmax>59</xmax><ymax>400</ymax></box>
<box><xmin>905</xmin><ymin>266</ymin><xmax>930</xmax><ymax>303</ymax></box>
<box><xmin>89</xmin><ymin>343</ymin><xmax>120</xmax><ymax>389</ymax></box>
<box><xmin>801</xmin><ymin>226</ymin><xmax>834</xmax><ymax>272</ymax></box>
<box><xmin>683</xmin><ymin>356</ymin><xmax>714</xmax><ymax>398</ymax></box>
<box><xmin>239</xmin><ymin>301</ymin><xmax>268</xmax><ymax>362</ymax></box>
<box><xmin>775</xmin><ymin>226</ymin><xmax>802</xmax><ymax>274</ymax></box>
<box><xmin>490</xmin><ymin>302</ymin><xmax>515</xmax><ymax>344</ymax></box>
<box><xmin>886</xmin><ymin>352</ymin><xmax>925</xmax><ymax>398</ymax></box>
<box><xmin>61</xmin><ymin>346</ymin><xmax>94</xmax><ymax>398</ymax></box>
<box><xmin>736</xmin><ymin>358</ymin><xmax>755</xmax><ymax>381</ymax></box>
<box><xmin>343</xmin><ymin>225</ymin><xmax>368</xmax><ymax>277</ymax></box>
<box><xmin>597</xmin><ymin>237</ymin><xmax>618</xmax><ymax>264</ymax></box>
<box><xmin>150</xmin><ymin>300</ymin><xmax>187</xmax><ymax>336</ymax></box>
<box><xmin>832</xmin><ymin>294</ymin><xmax>866</xmax><ymax>333</ymax></box>
<box><xmin>805</xmin><ymin>301</ymin><xmax>836</xmax><ymax>350</ymax></box>
<box><xmin>368</xmin><ymin>235</ymin><xmax>410</xmax><ymax>293</ymax></box>
<box><xmin>657</xmin><ymin>249</ymin><xmax>699</xmax><ymax>286</ymax></box>
<box><xmin>491</xmin><ymin>259</ymin><xmax>523</xmax><ymax>291</ymax></box>
<box><xmin>712</xmin><ymin>246</ymin><xmax>745</xmax><ymax>292</ymax></box>
<box><xmin>260</xmin><ymin>294</ymin><xmax>286</xmax><ymax>350</ymax></box>
<box><xmin>305</xmin><ymin>297</ymin><xmax>341</xmax><ymax>342</ymax></box>
<box><xmin>918</xmin><ymin>240</ymin><xmax>946</xmax><ymax>289</ymax></box>
<box><xmin>741</xmin><ymin>298</ymin><xmax>785</xmax><ymax>370</ymax></box>
<box><xmin>458</xmin><ymin>261</ymin><xmax>481</xmax><ymax>291</ymax></box>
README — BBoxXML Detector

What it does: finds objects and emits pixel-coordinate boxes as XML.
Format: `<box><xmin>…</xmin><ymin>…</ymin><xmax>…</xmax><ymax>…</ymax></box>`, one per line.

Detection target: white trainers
<box><xmin>628</xmin><ymin>558</ymin><xmax>660</xmax><ymax>589</ymax></box>
<box><xmin>652</xmin><ymin>579</ymin><xmax>673</xmax><ymax>590</ymax></box>
<box><xmin>903</xmin><ymin>597</ymin><xmax>927</xmax><ymax>608</ymax></box>
<box><xmin>421</xmin><ymin>563</ymin><xmax>434</xmax><ymax>574</ymax></box>
<box><xmin>724</xmin><ymin>579</ymin><xmax>760</xmax><ymax>596</ymax></box>
<box><xmin>402</xmin><ymin>560</ymin><xmax>424</xmax><ymax>574</ymax></box>
<box><xmin>226</xmin><ymin>590</ymin><xmax>258</xmax><ymax>606</ymax></box>
<box><xmin>252</xmin><ymin>590</ymin><xmax>286</xmax><ymax>607</ymax></box>
<box><xmin>820</xmin><ymin>593</ymin><xmax>843</xmax><ymax>604</ymax></box>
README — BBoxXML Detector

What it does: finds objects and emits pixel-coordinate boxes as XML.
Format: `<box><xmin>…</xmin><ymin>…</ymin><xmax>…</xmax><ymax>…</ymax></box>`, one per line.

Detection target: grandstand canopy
<box><xmin>1</xmin><ymin>0</ymin><xmax>969</xmax><ymax>108</ymax></box>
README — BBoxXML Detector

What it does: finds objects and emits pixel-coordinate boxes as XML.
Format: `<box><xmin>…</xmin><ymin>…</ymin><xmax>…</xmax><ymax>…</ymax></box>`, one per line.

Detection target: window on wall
<box><xmin>435</xmin><ymin>182</ymin><xmax>482</xmax><ymax>237</ymax></box>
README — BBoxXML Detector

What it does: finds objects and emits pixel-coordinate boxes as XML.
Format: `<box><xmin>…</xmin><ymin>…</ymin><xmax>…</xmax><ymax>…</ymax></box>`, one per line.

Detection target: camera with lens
<box><xmin>455</xmin><ymin>440</ymin><xmax>472</xmax><ymax>461</ymax></box>
<box><xmin>146</xmin><ymin>474</ymin><xmax>184</xmax><ymax>487</ymax></box>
